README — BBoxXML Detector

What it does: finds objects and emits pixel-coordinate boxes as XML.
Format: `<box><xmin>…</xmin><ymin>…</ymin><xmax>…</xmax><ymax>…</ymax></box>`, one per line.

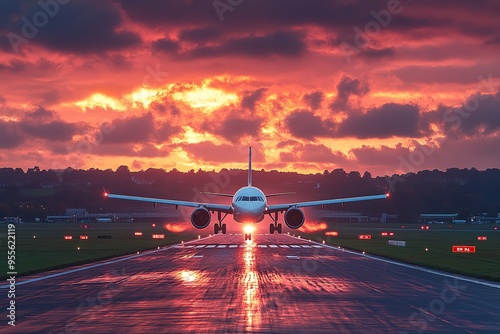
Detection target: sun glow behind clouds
<box><xmin>172</xmin><ymin>86</ymin><xmax>238</xmax><ymax>112</ymax></box>
<box><xmin>75</xmin><ymin>93</ymin><xmax>126</xmax><ymax>111</ymax></box>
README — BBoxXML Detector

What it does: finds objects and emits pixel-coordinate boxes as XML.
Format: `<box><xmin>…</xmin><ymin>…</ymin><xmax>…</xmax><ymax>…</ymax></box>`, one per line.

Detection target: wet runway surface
<box><xmin>3</xmin><ymin>234</ymin><xmax>500</xmax><ymax>333</ymax></box>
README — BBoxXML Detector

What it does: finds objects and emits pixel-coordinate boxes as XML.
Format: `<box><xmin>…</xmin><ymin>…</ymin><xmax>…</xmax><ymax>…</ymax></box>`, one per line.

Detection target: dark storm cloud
<box><xmin>302</xmin><ymin>91</ymin><xmax>324</xmax><ymax>110</ymax></box>
<box><xmin>101</xmin><ymin>113</ymin><xmax>155</xmax><ymax>144</ymax></box>
<box><xmin>187</xmin><ymin>31</ymin><xmax>307</xmax><ymax>59</ymax></box>
<box><xmin>241</xmin><ymin>88</ymin><xmax>267</xmax><ymax>111</ymax></box>
<box><xmin>152</xmin><ymin>38</ymin><xmax>180</xmax><ymax>53</ymax></box>
<box><xmin>441</xmin><ymin>91</ymin><xmax>500</xmax><ymax>136</ymax></box>
<box><xmin>0</xmin><ymin>121</ymin><xmax>24</xmax><ymax>148</ymax></box>
<box><xmin>393</xmin><ymin>65</ymin><xmax>500</xmax><ymax>85</ymax></box>
<box><xmin>338</xmin><ymin>103</ymin><xmax>421</xmax><ymax>139</ymax></box>
<box><xmin>155</xmin><ymin>122</ymin><xmax>182</xmax><ymax>142</ymax></box>
<box><xmin>214</xmin><ymin>117</ymin><xmax>262</xmax><ymax>141</ymax></box>
<box><xmin>19</xmin><ymin>120</ymin><xmax>80</xmax><ymax>141</ymax></box>
<box><xmin>284</xmin><ymin>109</ymin><xmax>332</xmax><ymax>140</ymax></box>
<box><xmin>280</xmin><ymin>143</ymin><xmax>348</xmax><ymax>164</ymax></box>
<box><xmin>8</xmin><ymin>0</ymin><xmax>141</xmax><ymax>54</ymax></box>
<box><xmin>330</xmin><ymin>76</ymin><xmax>369</xmax><ymax>111</ymax></box>
<box><xmin>23</xmin><ymin>106</ymin><xmax>54</xmax><ymax>121</ymax></box>
<box><xmin>179</xmin><ymin>26</ymin><xmax>222</xmax><ymax>44</ymax></box>
<box><xmin>182</xmin><ymin>141</ymin><xmax>253</xmax><ymax>163</ymax></box>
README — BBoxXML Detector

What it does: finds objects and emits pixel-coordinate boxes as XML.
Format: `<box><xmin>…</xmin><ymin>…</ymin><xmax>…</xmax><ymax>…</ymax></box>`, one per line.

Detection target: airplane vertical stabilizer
<box><xmin>248</xmin><ymin>146</ymin><xmax>252</xmax><ymax>187</ymax></box>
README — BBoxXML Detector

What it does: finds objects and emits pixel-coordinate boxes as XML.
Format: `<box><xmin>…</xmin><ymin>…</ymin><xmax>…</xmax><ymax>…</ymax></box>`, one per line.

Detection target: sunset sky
<box><xmin>1</xmin><ymin>0</ymin><xmax>499</xmax><ymax>176</ymax></box>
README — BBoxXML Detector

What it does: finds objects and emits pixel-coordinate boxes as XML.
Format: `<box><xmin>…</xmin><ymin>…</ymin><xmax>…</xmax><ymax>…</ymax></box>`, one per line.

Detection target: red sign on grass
<box><xmin>358</xmin><ymin>234</ymin><xmax>372</xmax><ymax>240</ymax></box>
<box><xmin>381</xmin><ymin>232</ymin><xmax>394</xmax><ymax>236</ymax></box>
<box><xmin>80</xmin><ymin>235</ymin><xmax>88</xmax><ymax>240</ymax></box>
<box><xmin>134</xmin><ymin>232</ymin><xmax>143</xmax><ymax>236</ymax></box>
<box><xmin>64</xmin><ymin>236</ymin><xmax>72</xmax><ymax>240</ymax></box>
<box><xmin>477</xmin><ymin>236</ymin><xmax>487</xmax><ymax>241</ymax></box>
<box><xmin>452</xmin><ymin>246</ymin><xmax>476</xmax><ymax>253</ymax></box>
<box><xmin>152</xmin><ymin>234</ymin><xmax>165</xmax><ymax>239</ymax></box>
<box><xmin>325</xmin><ymin>231</ymin><xmax>339</xmax><ymax>236</ymax></box>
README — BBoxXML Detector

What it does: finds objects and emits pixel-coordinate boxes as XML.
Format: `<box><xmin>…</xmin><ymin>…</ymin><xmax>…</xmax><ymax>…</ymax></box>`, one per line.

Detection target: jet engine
<box><xmin>284</xmin><ymin>207</ymin><xmax>305</xmax><ymax>229</ymax></box>
<box><xmin>190</xmin><ymin>207</ymin><xmax>211</xmax><ymax>229</ymax></box>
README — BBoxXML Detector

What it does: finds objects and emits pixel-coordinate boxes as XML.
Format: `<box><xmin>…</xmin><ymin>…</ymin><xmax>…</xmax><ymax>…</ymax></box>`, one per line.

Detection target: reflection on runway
<box><xmin>243</xmin><ymin>240</ymin><xmax>260</xmax><ymax>331</ymax></box>
<box><xmin>3</xmin><ymin>233</ymin><xmax>500</xmax><ymax>333</ymax></box>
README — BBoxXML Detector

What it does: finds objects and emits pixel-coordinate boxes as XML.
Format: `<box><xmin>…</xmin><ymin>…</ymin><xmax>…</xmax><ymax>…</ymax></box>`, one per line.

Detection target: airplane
<box><xmin>105</xmin><ymin>147</ymin><xmax>389</xmax><ymax>240</ymax></box>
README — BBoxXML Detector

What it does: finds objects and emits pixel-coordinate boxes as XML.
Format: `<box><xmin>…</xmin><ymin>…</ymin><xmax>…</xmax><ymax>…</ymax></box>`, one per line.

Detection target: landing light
<box><xmin>243</xmin><ymin>224</ymin><xmax>255</xmax><ymax>234</ymax></box>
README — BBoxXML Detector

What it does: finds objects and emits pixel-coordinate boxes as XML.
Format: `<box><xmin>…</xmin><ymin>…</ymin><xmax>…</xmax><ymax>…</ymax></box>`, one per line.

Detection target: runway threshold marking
<box><xmin>285</xmin><ymin>235</ymin><xmax>500</xmax><ymax>289</ymax></box>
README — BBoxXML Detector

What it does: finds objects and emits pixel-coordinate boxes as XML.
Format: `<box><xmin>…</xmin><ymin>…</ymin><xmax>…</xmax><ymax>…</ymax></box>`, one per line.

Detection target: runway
<box><xmin>3</xmin><ymin>233</ymin><xmax>500</xmax><ymax>333</ymax></box>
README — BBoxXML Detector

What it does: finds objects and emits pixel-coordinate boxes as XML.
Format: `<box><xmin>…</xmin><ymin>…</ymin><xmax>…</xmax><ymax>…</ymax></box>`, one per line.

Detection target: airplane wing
<box><xmin>266</xmin><ymin>194</ymin><xmax>389</xmax><ymax>213</ymax></box>
<box><xmin>105</xmin><ymin>193</ymin><xmax>233</xmax><ymax>214</ymax></box>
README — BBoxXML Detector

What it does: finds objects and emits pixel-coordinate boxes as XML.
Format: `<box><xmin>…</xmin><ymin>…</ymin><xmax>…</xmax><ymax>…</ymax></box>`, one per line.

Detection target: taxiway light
<box><xmin>477</xmin><ymin>236</ymin><xmax>487</xmax><ymax>241</ymax></box>
<box><xmin>362</xmin><ymin>251</ymin><xmax>365</xmax><ymax>254</ymax></box>
<box><xmin>358</xmin><ymin>234</ymin><xmax>372</xmax><ymax>240</ymax></box>
<box><xmin>80</xmin><ymin>235</ymin><xmax>88</xmax><ymax>240</ymax></box>
<box><xmin>77</xmin><ymin>247</ymin><xmax>80</xmax><ymax>250</ymax></box>
<box><xmin>152</xmin><ymin>224</ymin><xmax>156</xmax><ymax>227</ymax></box>
<box><xmin>64</xmin><ymin>236</ymin><xmax>73</xmax><ymax>240</ymax></box>
<box><xmin>152</xmin><ymin>234</ymin><xmax>165</xmax><ymax>239</ymax></box>
<box><xmin>425</xmin><ymin>248</ymin><xmax>428</xmax><ymax>251</ymax></box>
<box><xmin>322</xmin><ymin>240</ymin><xmax>325</xmax><ymax>244</ymax></box>
<box><xmin>137</xmin><ymin>251</ymin><xmax>139</xmax><ymax>254</ymax></box>
<box><xmin>134</xmin><ymin>232</ymin><xmax>143</xmax><ymax>236</ymax></box>
<box><xmin>452</xmin><ymin>245</ymin><xmax>476</xmax><ymax>253</ymax></box>
<box><xmin>33</xmin><ymin>236</ymin><xmax>36</xmax><ymax>239</ymax></box>
<box><xmin>198</xmin><ymin>235</ymin><xmax>201</xmax><ymax>239</ymax></box>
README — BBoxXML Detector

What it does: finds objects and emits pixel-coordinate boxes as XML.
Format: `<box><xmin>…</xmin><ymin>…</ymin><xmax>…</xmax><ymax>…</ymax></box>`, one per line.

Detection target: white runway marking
<box><xmin>217</xmin><ymin>245</ymin><xmax>227</xmax><ymax>248</ymax></box>
<box><xmin>258</xmin><ymin>245</ymin><xmax>268</xmax><ymax>248</ymax></box>
<box><xmin>285</xmin><ymin>235</ymin><xmax>500</xmax><ymax>290</ymax></box>
<box><xmin>206</xmin><ymin>245</ymin><xmax>217</xmax><ymax>248</ymax></box>
<box><xmin>279</xmin><ymin>245</ymin><xmax>289</xmax><ymax>248</ymax></box>
<box><xmin>229</xmin><ymin>245</ymin><xmax>238</xmax><ymax>248</ymax></box>
<box><xmin>195</xmin><ymin>245</ymin><xmax>206</xmax><ymax>248</ymax></box>
<box><xmin>269</xmin><ymin>244</ymin><xmax>278</xmax><ymax>248</ymax></box>
<box><xmin>290</xmin><ymin>245</ymin><xmax>301</xmax><ymax>248</ymax></box>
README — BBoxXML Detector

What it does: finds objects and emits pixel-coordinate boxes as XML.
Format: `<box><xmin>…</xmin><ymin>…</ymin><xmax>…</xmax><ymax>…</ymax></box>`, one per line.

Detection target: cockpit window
<box><xmin>243</xmin><ymin>196</ymin><xmax>250</xmax><ymax>201</ymax></box>
<box><xmin>250</xmin><ymin>196</ymin><xmax>258</xmax><ymax>201</ymax></box>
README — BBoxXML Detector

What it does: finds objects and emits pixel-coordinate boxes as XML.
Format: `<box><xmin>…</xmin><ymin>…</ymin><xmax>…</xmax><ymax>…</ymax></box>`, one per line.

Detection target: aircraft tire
<box><xmin>214</xmin><ymin>224</ymin><xmax>219</xmax><ymax>235</ymax></box>
<box><xmin>222</xmin><ymin>223</ymin><xmax>227</xmax><ymax>234</ymax></box>
<box><xmin>269</xmin><ymin>223</ymin><xmax>275</xmax><ymax>234</ymax></box>
<box><xmin>277</xmin><ymin>223</ymin><xmax>282</xmax><ymax>234</ymax></box>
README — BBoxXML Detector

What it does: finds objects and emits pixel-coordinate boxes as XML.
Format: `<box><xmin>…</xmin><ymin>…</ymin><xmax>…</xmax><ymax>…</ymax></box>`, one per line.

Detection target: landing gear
<box><xmin>268</xmin><ymin>212</ymin><xmax>282</xmax><ymax>234</ymax></box>
<box><xmin>244</xmin><ymin>233</ymin><xmax>252</xmax><ymax>241</ymax></box>
<box><xmin>214</xmin><ymin>212</ymin><xmax>228</xmax><ymax>235</ymax></box>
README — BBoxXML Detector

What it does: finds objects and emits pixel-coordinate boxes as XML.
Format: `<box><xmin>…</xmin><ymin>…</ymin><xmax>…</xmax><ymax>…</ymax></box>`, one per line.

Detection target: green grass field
<box><xmin>0</xmin><ymin>222</ymin><xmax>197</xmax><ymax>280</ymax></box>
<box><xmin>298</xmin><ymin>222</ymin><xmax>500</xmax><ymax>281</ymax></box>
<box><xmin>1</xmin><ymin>222</ymin><xmax>499</xmax><ymax>282</ymax></box>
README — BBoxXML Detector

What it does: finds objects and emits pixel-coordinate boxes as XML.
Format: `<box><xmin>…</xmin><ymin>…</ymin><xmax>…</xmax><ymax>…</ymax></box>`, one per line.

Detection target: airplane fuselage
<box><xmin>232</xmin><ymin>186</ymin><xmax>267</xmax><ymax>223</ymax></box>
